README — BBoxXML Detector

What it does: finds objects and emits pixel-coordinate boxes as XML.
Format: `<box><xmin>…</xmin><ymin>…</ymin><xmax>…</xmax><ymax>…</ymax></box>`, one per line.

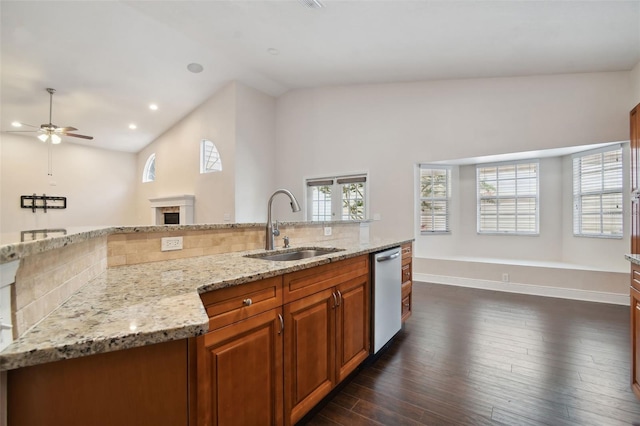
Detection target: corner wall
<box><xmin>0</xmin><ymin>135</ymin><xmax>137</xmax><ymax>233</ymax></box>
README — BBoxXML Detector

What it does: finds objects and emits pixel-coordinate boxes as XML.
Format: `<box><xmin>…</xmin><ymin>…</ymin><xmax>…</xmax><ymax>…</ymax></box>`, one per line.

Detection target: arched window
<box><xmin>200</xmin><ymin>139</ymin><xmax>222</xmax><ymax>173</ymax></box>
<box><xmin>143</xmin><ymin>153</ymin><xmax>156</xmax><ymax>182</ymax></box>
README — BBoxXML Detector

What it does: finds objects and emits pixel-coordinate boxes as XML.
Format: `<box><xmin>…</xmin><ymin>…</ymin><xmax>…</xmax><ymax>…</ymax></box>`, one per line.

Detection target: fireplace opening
<box><xmin>164</xmin><ymin>212</ymin><xmax>180</xmax><ymax>225</ymax></box>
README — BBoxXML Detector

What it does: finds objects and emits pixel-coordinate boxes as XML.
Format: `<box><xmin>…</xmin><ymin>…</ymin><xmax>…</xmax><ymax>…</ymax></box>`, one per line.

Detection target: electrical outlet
<box><xmin>502</xmin><ymin>273</ymin><xmax>509</xmax><ymax>283</ymax></box>
<box><xmin>324</xmin><ymin>227</ymin><xmax>332</xmax><ymax>236</ymax></box>
<box><xmin>161</xmin><ymin>236</ymin><xmax>183</xmax><ymax>251</ymax></box>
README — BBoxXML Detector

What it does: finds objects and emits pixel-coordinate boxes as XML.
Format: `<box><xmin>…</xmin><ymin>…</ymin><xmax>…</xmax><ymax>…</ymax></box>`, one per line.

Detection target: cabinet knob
<box><xmin>404</xmin><ymin>303</ymin><xmax>410</xmax><ymax>308</ymax></box>
<box><xmin>243</xmin><ymin>298</ymin><xmax>253</xmax><ymax>306</ymax></box>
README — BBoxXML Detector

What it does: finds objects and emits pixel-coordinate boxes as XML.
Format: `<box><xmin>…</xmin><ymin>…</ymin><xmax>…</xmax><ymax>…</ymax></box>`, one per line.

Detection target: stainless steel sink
<box><xmin>245</xmin><ymin>247</ymin><xmax>344</xmax><ymax>261</ymax></box>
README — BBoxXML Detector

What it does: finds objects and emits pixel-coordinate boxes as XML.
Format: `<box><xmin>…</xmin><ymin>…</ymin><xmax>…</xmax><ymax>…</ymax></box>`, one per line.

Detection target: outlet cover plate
<box><xmin>161</xmin><ymin>236</ymin><xmax>183</xmax><ymax>251</ymax></box>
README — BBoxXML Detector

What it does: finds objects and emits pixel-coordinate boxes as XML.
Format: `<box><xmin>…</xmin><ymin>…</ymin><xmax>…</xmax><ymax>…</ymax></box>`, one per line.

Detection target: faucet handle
<box><xmin>273</xmin><ymin>220</ymin><xmax>280</xmax><ymax>237</ymax></box>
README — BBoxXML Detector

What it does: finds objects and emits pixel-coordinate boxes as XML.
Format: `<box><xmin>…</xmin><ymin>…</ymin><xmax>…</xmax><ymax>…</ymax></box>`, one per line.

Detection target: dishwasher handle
<box><xmin>376</xmin><ymin>251</ymin><xmax>400</xmax><ymax>262</ymax></box>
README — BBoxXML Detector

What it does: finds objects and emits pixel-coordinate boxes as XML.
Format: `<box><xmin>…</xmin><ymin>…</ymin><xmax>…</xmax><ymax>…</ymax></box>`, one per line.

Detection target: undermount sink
<box><xmin>245</xmin><ymin>247</ymin><xmax>344</xmax><ymax>262</ymax></box>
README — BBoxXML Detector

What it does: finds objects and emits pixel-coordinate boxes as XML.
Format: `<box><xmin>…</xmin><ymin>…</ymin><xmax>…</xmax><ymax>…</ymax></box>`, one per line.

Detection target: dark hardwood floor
<box><xmin>304</xmin><ymin>282</ymin><xmax>640</xmax><ymax>425</ymax></box>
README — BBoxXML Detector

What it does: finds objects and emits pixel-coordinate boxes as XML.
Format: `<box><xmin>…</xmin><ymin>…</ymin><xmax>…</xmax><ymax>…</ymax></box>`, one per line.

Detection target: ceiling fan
<box><xmin>9</xmin><ymin>88</ymin><xmax>93</xmax><ymax>143</ymax></box>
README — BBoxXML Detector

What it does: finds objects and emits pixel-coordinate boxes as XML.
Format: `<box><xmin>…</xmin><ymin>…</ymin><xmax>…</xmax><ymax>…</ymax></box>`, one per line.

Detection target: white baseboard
<box><xmin>414</xmin><ymin>273</ymin><xmax>630</xmax><ymax>306</ymax></box>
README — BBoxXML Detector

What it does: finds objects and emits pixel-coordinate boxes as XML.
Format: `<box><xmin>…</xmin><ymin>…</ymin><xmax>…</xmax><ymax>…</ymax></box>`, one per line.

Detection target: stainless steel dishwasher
<box><xmin>371</xmin><ymin>246</ymin><xmax>402</xmax><ymax>354</ymax></box>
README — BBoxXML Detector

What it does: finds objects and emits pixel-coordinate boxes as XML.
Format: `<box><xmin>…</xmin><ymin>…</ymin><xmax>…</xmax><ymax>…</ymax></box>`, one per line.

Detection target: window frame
<box><xmin>305</xmin><ymin>173</ymin><xmax>368</xmax><ymax>222</ymax></box>
<box><xmin>142</xmin><ymin>153</ymin><xmax>156</xmax><ymax>183</ymax></box>
<box><xmin>572</xmin><ymin>144</ymin><xmax>624</xmax><ymax>239</ymax></box>
<box><xmin>419</xmin><ymin>165</ymin><xmax>452</xmax><ymax>235</ymax></box>
<box><xmin>476</xmin><ymin>159</ymin><xmax>540</xmax><ymax>236</ymax></box>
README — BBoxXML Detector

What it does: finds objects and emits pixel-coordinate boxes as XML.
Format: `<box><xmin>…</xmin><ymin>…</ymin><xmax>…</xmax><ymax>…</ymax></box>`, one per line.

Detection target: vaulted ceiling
<box><xmin>2</xmin><ymin>1</ymin><xmax>639</xmax><ymax>152</ymax></box>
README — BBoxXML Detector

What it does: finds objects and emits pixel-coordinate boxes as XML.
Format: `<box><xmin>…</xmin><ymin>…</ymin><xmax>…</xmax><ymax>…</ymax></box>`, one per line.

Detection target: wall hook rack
<box><xmin>20</xmin><ymin>194</ymin><xmax>67</xmax><ymax>213</ymax></box>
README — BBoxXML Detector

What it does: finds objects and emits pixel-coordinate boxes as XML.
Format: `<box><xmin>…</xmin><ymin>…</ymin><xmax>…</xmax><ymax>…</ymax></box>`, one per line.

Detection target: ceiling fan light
<box><xmin>38</xmin><ymin>134</ymin><xmax>48</xmax><ymax>142</ymax></box>
<box><xmin>11</xmin><ymin>121</ymin><xmax>22</xmax><ymax>127</ymax></box>
<box><xmin>51</xmin><ymin>134</ymin><xmax>62</xmax><ymax>144</ymax></box>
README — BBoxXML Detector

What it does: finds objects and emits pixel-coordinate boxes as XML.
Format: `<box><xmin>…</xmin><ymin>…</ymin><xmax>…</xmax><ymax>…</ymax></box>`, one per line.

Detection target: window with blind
<box><xmin>306</xmin><ymin>174</ymin><xmax>367</xmax><ymax>221</ymax></box>
<box><xmin>419</xmin><ymin>166</ymin><xmax>451</xmax><ymax>233</ymax></box>
<box><xmin>477</xmin><ymin>161</ymin><xmax>539</xmax><ymax>234</ymax></box>
<box><xmin>200</xmin><ymin>139</ymin><xmax>222</xmax><ymax>173</ymax></box>
<box><xmin>572</xmin><ymin>146</ymin><xmax>623</xmax><ymax>238</ymax></box>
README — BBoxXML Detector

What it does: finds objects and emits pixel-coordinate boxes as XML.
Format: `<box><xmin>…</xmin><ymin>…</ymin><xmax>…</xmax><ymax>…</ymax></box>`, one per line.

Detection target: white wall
<box><xmin>422</xmin><ymin>157</ymin><xmax>564</xmax><ymax>262</ymax></box>
<box><xmin>136</xmin><ymin>82</ymin><xmax>237</xmax><ymax>224</ymax></box>
<box><xmin>275</xmin><ymin>72</ymin><xmax>631</xmax><ymax>242</ymax></box>
<box><xmin>1</xmin><ymin>134</ymin><xmax>137</xmax><ymax>233</ymax></box>
<box><xmin>235</xmin><ymin>83</ymin><xmax>277</xmax><ymax>222</ymax></box>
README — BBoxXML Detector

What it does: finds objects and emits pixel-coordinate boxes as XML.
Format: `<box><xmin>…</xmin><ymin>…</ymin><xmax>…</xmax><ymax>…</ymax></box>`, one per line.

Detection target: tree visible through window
<box><xmin>306</xmin><ymin>175</ymin><xmax>367</xmax><ymax>221</ymax></box>
<box><xmin>142</xmin><ymin>153</ymin><xmax>156</xmax><ymax>183</ymax></box>
<box><xmin>420</xmin><ymin>166</ymin><xmax>451</xmax><ymax>233</ymax></box>
<box><xmin>477</xmin><ymin>161</ymin><xmax>539</xmax><ymax>234</ymax></box>
<box><xmin>573</xmin><ymin>146</ymin><xmax>623</xmax><ymax>237</ymax></box>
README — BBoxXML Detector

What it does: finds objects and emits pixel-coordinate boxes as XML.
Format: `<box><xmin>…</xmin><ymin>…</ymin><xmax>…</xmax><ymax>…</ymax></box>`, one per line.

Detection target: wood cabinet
<box><xmin>198</xmin><ymin>255</ymin><xmax>371</xmax><ymax>426</ymax></box>
<box><xmin>632</xmin><ymin>265</ymin><xmax>640</xmax><ymax>400</ymax></box>
<box><xmin>401</xmin><ymin>242</ymin><xmax>413</xmax><ymax>322</ymax></box>
<box><xmin>283</xmin><ymin>255</ymin><xmax>370</xmax><ymax>426</ymax></box>
<box><xmin>197</xmin><ymin>308</ymin><xmax>284</xmax><ymax>426</ymax></box>
<box><xmin>632</xmin><ymin>104</ymin><xmax>640</xmax><ymax>401</ymax></box>
<box><xmin>197</xmin><ymin>276</ymin><xmax>284</xmax><ymax>426</ymax></box>
<box><xmin>8</xmin><ymin>339</ymin><xmax>194</xmax><ymax>426</ymax></box>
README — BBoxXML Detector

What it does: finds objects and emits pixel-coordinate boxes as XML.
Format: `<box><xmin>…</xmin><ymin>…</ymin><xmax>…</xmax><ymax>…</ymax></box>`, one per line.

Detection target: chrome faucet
<box><xmin>266</xmin><ymin>189</ymin><xmax>301</xmax><ymax>250</ymax></box>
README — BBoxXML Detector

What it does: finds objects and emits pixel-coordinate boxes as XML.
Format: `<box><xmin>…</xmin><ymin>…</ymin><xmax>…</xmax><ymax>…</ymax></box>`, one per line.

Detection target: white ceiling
<box><xmin>2</xmin><ymin>1</ymin><xmax>639</xmax><ymax>153</ymax></box>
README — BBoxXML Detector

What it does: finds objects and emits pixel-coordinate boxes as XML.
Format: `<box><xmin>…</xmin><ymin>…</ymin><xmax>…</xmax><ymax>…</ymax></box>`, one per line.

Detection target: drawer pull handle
<box><xmin>278</xmin><ymin>314</ymin><xmax>284</xmax><ymax>334</ymax></box>
<box><xmin>336</xmin><ymin>290</ymin><xmax>342</xmax><ymax>307</ymax></box>
<box><xmin>332</xmin><ymin>292</ymin><xmax>338</xmax><ymax>309</ymax></box>
<box><xmin>243</xmin><ymin>298</ymin><xmax>253</xmax><ymax>306</ymax></box>
<box><xmin>404</xmin><ymin>303</ymin><xmax>410</xmax><ymax>308</ymax></box>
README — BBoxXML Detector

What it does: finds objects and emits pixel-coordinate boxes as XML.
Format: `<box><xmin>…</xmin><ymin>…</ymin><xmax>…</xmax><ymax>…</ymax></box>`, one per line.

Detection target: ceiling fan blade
<box><xmin>14</xmin><ymin>122</ymin><xmax>40</xmax><ymax>129</ymax></box>
<box><xmin>5</xmin><ymin>130</ymin><xmax>39</xmax><ymax>133</ymax></box>
<box><xmin>57</xmin><ymin>126</ymin><xmax>78</xmax><ymax>132</ymax></box>
<box><xmin>65</xmin><ymin>133</ymin><xmax>94</xmax><ymax>140</ymax></box>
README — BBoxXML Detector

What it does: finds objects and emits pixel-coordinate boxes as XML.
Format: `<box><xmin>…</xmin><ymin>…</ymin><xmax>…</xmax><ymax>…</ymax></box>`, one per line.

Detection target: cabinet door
<box><xmin>632</xmin><ymin>286</ymin><xmax>640</xmax><ymax>399</ymax></box>
<box><xmin>284</xmin><ymin>288</ymin><xmax>336</xmax><ymax>426</ymax></box>
<box><xmin>197</xmin><ymin>308</ymin><xmax>283</xmax><ymax>426</ymax></box>
<box><xmin>335</xmin><ymin>275</ymin><xmax>370</xmax><ymax>382</ymax></box>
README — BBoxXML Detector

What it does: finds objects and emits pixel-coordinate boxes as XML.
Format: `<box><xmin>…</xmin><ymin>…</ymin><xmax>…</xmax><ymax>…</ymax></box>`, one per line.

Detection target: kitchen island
<box><xmin>0</xmin><ymin>223</ymin><xmax>412</xmax><ymax>426</ymax></box>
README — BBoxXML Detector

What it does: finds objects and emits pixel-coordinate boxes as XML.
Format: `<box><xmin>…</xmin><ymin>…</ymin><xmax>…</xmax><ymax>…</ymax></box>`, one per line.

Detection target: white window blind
<box><xmin>306</xmin><ymin>174</ymin><xmax>367</xmax><ymax>221</ymax></box>
<box><xmin>200</xmin><ymin>139</ymin><xmax>222</xmax><ymax>173</ymax></box>
<box><xmin>477</xmin><ymin>161</ymin><xmax>539</xmax><ymax>234</ymax></box>
<box><xmin>572</xmin><ymin>145</ymin><xmax>623</xmax><ymax>238</ymax></box>
<box><xmin>419</xmin><ymin>166</ymin><xmax>451</xmax><ymax>233</ymax></box>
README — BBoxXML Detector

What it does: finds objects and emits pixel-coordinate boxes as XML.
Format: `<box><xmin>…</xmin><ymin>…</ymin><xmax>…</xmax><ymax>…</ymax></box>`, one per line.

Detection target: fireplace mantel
<box><xmin>149</xmin><ymin>195</ymin><xmax>194</xmax><ymax>225</ymax></box>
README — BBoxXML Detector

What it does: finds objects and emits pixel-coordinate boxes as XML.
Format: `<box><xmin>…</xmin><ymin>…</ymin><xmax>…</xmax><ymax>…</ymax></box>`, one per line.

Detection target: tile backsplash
<box><xmin>107</xmin><ymin>223</ymin><xmax>362</xmax><ymax>267</ymax></box>
<box><xmin>13</xmin><ymin>236</ymin><xmax>107</xmax><ymax>337</ymax></box>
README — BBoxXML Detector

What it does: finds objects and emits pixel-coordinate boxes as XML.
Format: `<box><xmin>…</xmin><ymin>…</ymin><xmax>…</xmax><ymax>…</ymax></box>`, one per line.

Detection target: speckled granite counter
<box><xmin>0</xmin><ymin>238</ymin><xmax>410</xmax><ymax>371</ymax></box>
<box><xmin>626</xmin><ymin>254</ymin><xmax>640</xmax><ymax>266</ymax></box>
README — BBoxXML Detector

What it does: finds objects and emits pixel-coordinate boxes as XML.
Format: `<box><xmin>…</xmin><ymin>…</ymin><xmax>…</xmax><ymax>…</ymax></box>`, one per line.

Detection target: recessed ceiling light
<box><xmin>187</xmin><ymin>63</ymin><xmax>204</xmax><ymax>73</ymax></box>
<box><xmin>267</xmin><ymin>48</ymin><xmax>279</xmax><ymax>56</ymax></box>
<box><xmin>149</xmin><ymin>104</ymin><xmax>158</xmax><ymax>111</ymax></box>
<box><xmin>298</xmin><ymin>0</ymin><xmax>324</xmax><ymax>8</ymax></box>
<box><xmin>129</xmin><ymin>123</ymin><xmax>137</xmax><ymax>130</ymax></box>
<box><xmin>11</xmin><ymin>121</ymin><xmax>22</xmax><ymax>127</ymax></box>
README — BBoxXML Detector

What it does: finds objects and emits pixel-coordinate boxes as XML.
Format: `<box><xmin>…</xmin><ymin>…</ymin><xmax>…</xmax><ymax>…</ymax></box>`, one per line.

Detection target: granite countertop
<box><xmin>0</xmin><ymin>238</ymin><xmax>410</xmax><ymax>371</ymax></box>
<box><xmin>626</xmin><ymin>254</ymin><xmax>640</xmax><ymax>266</ymax></box>
<box><xmin>0</xmin><ymin>221</ymin><xmax>370</xmax><ymax>264</ymax></box>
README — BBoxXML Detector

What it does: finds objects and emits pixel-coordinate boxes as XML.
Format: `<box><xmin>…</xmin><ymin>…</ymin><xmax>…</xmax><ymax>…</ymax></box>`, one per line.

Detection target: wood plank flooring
<box><xmin>303</xmin><ymin>282</ymin><xmax>640</xmax><ymax>425</ymax></box>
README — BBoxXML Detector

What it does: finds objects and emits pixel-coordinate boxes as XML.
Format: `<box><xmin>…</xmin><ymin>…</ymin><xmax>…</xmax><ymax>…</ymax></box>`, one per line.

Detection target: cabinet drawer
<box><xmin>633</xmin><ymin>265</ymin><xmax>640</xmax><ymax>292</ymax></box>
<box><xmin>401</xmin><ymin>243</ymin><xmax>412</xmax><ymax>260</ymax></box>
<box><xmin>402</xmin><ymin>262</ymin><xmax>412</xmax><ymax>284</ymax></box>
<box><xmin>401</xmin><ymin>281</ymin><xmax>412</xmax><ymax>299</ymax></box>
<box><xmin>283</xmin><ymin>255</ymin><xmax>369</xmax><ymax>303</ymax></box>
<box><xmin>200</xmin><ymin>276</ymin><xmax>283</xmax><ymax>330</ymax></box>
